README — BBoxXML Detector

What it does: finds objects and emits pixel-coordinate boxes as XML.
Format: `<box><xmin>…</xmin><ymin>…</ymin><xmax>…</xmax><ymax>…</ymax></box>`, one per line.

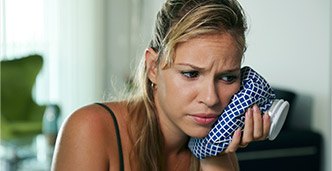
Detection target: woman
<box><xmin>51</xmin><ymin>0</ymin><xmax>271</xmax><ymax>170</ymax></box>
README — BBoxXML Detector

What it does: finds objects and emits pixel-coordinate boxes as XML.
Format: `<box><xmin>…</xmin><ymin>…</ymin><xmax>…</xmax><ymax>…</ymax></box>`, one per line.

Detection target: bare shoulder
<box><xmin>57</xmin><ymin>104</ymin><xmax>112</xmax><ymax>140</ymax></box>
<box><xmin>51</xmin><ymin>102</ymin><xmax>127</xmax><ymax>171</ymax></box>
<box><xmin>63</xmin><ymin>103</ymin><xmax>114</xmax><ymax>130</ymax></box>
<box><xmin>59</xmin><ymin>102</ymin><xmax>127</xmax><ymax>137</ymax></box>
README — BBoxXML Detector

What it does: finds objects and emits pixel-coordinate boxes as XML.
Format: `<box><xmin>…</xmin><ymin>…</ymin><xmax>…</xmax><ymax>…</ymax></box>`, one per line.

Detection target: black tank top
<box><xmin>96</xmin><ymin>103</ymin><xmax>124</xmax><ymax>171</ymax></box>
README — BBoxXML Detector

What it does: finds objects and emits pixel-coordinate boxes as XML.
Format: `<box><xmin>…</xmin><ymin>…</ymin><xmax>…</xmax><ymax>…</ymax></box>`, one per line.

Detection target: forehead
<box><xmin>173</xmin><ymin>33</ymin><xmax>242</xmax><ymax>67</ymax></box>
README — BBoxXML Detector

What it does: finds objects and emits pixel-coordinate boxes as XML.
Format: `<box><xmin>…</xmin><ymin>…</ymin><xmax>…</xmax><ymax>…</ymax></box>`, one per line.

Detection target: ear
<box><xmin>145</xmin><ymin>48</ymin><xmax>158</xmax><ymax>84</ymax></box>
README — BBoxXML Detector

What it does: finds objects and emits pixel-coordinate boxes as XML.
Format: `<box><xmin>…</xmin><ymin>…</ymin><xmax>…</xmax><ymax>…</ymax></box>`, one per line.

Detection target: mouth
<box><xmin>189</xmin><ymin>114</ymin><xmax>218</xmax><ymax>126</ymax></box>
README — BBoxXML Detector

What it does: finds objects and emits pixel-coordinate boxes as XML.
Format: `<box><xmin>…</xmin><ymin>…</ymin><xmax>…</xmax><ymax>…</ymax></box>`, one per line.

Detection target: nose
<box><xmin>199</xmin><ymin>80</ymin><xmax>220</xmax><ymax>107</ymax></box>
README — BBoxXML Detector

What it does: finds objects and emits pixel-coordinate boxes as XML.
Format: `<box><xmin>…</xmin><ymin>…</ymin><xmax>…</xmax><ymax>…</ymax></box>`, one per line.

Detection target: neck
<box><xmin>159</xmin><ymin>117</ymin><xmax>189</xmax><ymax>155</ymax></box>
<box><xmin>165</xmin><ymin>145</ymin><xmax>191</xmax><ymax>171</ymax></box>
<box><xmin>153</xmin><ymin>93</ymin><xmax>191</xmax><ymax>157</ymax></box>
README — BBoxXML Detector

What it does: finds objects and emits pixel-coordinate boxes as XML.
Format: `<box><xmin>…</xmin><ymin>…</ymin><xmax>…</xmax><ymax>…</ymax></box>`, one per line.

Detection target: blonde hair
<box><xmin>126</xmin><ymin>0</ymin><xmax>247</xmax><ymax>170</ymax></box>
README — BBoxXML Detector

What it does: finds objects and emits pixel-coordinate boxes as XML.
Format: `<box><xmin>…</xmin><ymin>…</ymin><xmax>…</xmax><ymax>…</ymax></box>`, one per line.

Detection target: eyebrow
<box><xmin>175</xmin><ymin>63</ymin><xmax>205</xmax><ymax>70</ymax></box>
<box><xmin>175</xmin><ymin>62</ymin><xmax>240</xmax><ymax>73</ymax></box>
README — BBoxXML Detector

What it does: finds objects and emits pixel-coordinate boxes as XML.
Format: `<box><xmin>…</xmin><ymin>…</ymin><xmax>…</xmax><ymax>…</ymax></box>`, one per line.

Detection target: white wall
<box><xmin>105</xmin><ymin>0</ymin><xmax>162</xmax><ymax>98</ymax></box>
<box><xmin>239</xmin><ymin>1</ymin><xmax>331</xmax><ymax>171</ymax></box>
<box><xmin>55</xmin><ymin>0</ymin><xmax>106</xmax><ymax>122</ymax></box>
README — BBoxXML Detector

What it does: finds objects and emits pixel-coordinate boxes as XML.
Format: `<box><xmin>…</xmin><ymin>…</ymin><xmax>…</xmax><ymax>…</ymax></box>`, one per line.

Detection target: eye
<box><xmin>181</xmin><ymin>71</ymin><xmax>200</xmax><ymax>79</ymax></box>
<box><xmin>219</xmin><ymin>75</ymin><xmax>238</xmax><ymax>83</ymax></box>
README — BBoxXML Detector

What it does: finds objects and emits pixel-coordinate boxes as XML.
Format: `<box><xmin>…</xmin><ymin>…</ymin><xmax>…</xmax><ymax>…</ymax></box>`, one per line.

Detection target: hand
<box><xmin>224</xmin><ymin>104</ymin><xmax>271</xmax><ymax>153</ymax></box>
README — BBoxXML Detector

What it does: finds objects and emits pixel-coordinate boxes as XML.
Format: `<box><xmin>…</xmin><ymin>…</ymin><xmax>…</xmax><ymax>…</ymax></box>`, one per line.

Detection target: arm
<box><xmin>51</xmin><ymin>105</ymin><xmax>111</xmax><ymax>171</ymax></box>
<box><xmin>200</xmin><ymin>105</ymin><xmax>270</xmax><ymax>171</ymax></box>
<box><xmin>200</xmin><ymin>152</ymin><xmax>239</xmax><ymax>171</ymax></box>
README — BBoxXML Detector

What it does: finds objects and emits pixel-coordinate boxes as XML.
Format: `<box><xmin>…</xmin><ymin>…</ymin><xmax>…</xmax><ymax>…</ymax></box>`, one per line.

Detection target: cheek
<box><xmin>157</xmin><ymin>71</ymin><xmax>195</xmax><ymax>108</ymax></box>
<box><xmin>219</xmin><ymin>82</ymin><xmax>241</xmax><ymax>107</ymax></box>
<box><xmin>162</xmin><ymin>76</ymin><xmax>196</xmax><ymax>103</ymax></box>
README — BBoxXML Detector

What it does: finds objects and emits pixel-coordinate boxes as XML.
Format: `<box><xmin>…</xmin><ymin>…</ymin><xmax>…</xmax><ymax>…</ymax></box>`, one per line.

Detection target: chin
<box><xmin>187</xmin><ymin>127</ymin><xmax>211</xmax><ymax>138</ymax></box>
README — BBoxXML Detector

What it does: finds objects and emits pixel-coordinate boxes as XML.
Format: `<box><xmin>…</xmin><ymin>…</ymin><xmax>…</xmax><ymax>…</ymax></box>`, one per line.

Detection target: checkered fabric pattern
<box><xmin>188</xmin><ymin>66</ymin><xmax>276</xmax><ymax>159</ymax></box>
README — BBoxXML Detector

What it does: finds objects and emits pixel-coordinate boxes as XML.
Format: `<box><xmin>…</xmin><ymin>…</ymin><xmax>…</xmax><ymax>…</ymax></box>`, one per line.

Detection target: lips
<box><xmin>190</xmin><ymin>114</ymin><xmax>218</xmax><ymax>125</ymax></box>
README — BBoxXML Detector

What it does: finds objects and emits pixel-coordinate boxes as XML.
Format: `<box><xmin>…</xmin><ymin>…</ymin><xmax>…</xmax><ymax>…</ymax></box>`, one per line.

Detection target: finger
<box><xmin>242</xmin><ymin>107</ymin><xmax>253</xmax><ymax>145</ymax></box>
<box><xmin>262</xmin><ymin>113</ymin><xmax>271</xmax><ymax>140</ymax></box>
<box><xmin>252</xmin><ymin>105</ymin><xmax>263</xmax><ymax>140</ymax></box>
<box><xmin>225</xmin><ymin>128</ymin><xmax>242</xmax><ymax>153</ymax></box>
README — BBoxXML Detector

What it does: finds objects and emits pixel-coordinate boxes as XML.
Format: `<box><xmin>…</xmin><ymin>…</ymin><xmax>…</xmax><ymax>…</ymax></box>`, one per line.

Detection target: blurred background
<box><xmin>0</xmin><ymin>0</ymin><xmax>330</xmax><ymax>171</ymax></box>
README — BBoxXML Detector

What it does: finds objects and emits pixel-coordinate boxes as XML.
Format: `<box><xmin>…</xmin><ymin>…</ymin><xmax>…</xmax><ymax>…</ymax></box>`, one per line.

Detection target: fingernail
<box><xmin>253</xmin><ymin>104</ymin><xmax>259</xmax><ymax>112</ymax></box>
<box><xmin>236</xmin><ymin>128</ymin><xmax>242</xmax><ymax>136</ymax></box>
<box><xmin>246</xmin><ymin>108</ymin><xmax>252</xmax><ymax>117</ymax></box>
<box><xmin>263</xmin><ymin>113</ymin><xmax>270</xmax><ymax>120</ymax></box>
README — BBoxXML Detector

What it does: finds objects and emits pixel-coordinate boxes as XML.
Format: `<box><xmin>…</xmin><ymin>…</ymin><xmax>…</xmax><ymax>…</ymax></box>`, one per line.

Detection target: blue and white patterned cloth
<box><xmin>188</xmin><ymin>66</ymin><xmax>276</xmax><ymax>159</ymax></box>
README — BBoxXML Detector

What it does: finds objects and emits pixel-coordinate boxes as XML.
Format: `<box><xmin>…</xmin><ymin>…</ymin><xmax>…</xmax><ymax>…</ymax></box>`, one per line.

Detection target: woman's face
<box><xmin>153</xmin><ymin>33</ymin><xmax>242</xmax><ymax>138</ymax></box>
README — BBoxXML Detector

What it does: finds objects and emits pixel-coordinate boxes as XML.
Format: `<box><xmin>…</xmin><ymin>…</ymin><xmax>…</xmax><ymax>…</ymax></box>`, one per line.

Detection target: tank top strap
<box><xmin>95</xmin><ymin>103</ymin><xmax>124</xmax><ymax>171</ymax></box>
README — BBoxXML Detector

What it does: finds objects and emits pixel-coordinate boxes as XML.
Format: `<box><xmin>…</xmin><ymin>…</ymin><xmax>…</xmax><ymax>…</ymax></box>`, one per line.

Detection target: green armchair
<box><xmin>1</xmin><ymin>54</ymin><xmax>46</xmax><ymax>141</ymax></box>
